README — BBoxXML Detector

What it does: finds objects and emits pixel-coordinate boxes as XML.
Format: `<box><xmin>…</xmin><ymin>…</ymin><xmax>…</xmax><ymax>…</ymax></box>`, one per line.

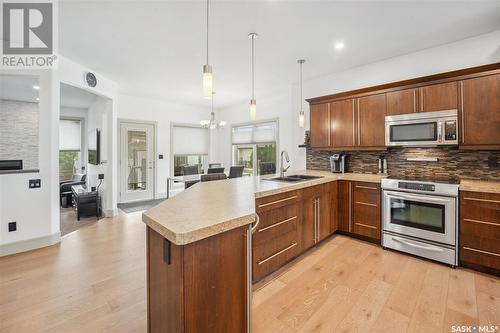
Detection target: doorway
<box><xmin>119</xmin><ymin>121</ymin><xmax>155</xmax><ymax>203</ymax></box>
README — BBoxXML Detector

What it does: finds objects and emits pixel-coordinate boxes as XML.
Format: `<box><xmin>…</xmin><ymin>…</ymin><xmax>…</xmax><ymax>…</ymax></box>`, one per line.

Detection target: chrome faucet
<box><xmin>280</xmin><ymin>150</ymin><xmax>290</xmax><ymax>178</ymax></box>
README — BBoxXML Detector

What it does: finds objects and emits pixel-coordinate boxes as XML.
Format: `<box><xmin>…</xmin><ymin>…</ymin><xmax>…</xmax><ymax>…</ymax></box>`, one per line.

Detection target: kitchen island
<box><xmin>142</xmin><ymin>170</ymin><xmax>385</xmax><ymax>333</ymax></box>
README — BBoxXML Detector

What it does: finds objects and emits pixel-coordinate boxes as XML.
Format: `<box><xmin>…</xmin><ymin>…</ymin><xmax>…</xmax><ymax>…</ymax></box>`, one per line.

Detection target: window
<box><xmin>59</xmin><ymin>119</ymin><xmax>82</xmax><ymax>181</ymax></box>
<box><xmin>172</xmin><ymin>125</ymin><xmax>209</xmax><ymax>176</ymax></box>
<box><xmin>231</xmin><ymin>121</ymin><xmax>278</xmax><ymax>176</ymax></box>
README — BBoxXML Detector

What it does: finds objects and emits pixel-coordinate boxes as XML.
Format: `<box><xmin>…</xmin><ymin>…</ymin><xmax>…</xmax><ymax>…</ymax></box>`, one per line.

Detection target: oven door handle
<box><xmin>391</xmin><ymin>236</ymin><xmax>444</xmax><ymax>252</ymax></box>
<box><xmin>384</xmin><ymin>191</ymin><xmax>453</xmax><ymax>205</ymax></box>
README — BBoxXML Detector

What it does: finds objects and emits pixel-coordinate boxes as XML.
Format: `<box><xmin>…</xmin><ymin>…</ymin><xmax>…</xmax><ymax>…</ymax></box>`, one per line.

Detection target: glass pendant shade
<box><xmin>202</xmin><ymin>64</ymin><xmax>213</xmax><ymax>99</ymax></box>
<box><xmin>250</xmin><ymin>99</ymin><xmax>257</xmax><ymax>120</ymax></box>
<box><xmin>298</xmin><ymin>111</ymin><xmax>305</xmax><ymax>128</ymax></box>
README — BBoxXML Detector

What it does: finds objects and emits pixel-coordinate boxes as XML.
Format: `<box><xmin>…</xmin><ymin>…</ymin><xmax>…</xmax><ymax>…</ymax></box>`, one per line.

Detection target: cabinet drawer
<box><xmin>460</xmin><ymin>246</ymin><xmax>500</xmax><ymax>272</ymax></box>
<box><xmin>460</xmin><ymin>191</ymin><xmax>500</xmax><ymax>222</ymax></box>
<box><xmin>301</xmin><ymin>183</ymin><xmax>329</xmax><ymax>200</ymax></box>
<box><xmin>256</xmin><ymin>203</ymin><xmax>298</xmax><ymax>230</ymax></box>
<box><xmin>253</xmin><ymin>239</ymin><xmax>299</xmax><ymax>281</ymax></box>
<box><xmin>460</xmin><ymin>219</ymin><xmax>500</xmax><ymax>257</ymax></box>
<box><xmin>353</xmin><ymin>203</ymin><xmax>380</xmax><ymax>240</ymax></box>
<box><xmin>352</xmin><ymin>182</ymin><xmax>380</xmax><ymax>206</ymax></box>
<box><xmin>256</xmin><ymin>191</ymin><xmax>300</xmax><ymax>213</ymax></box>
<box><xmin>253</xmin><ymin>213</ymin><xmax>298</xmax><ymax>247</ymax></box>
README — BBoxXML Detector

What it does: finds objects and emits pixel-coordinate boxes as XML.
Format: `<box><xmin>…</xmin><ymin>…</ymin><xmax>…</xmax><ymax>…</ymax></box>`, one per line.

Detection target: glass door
<box><xmin>120</xmin><ymin>122</ymin><xmax>154</xmax><ymax>203</ymax></box>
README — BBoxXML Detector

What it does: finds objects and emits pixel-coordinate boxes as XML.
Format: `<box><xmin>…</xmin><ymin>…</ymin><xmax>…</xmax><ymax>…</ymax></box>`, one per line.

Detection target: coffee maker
<box><xmin>330</xmin><ymin>153</ymin><xmax>347</xmax><ymax>173</ymax></box>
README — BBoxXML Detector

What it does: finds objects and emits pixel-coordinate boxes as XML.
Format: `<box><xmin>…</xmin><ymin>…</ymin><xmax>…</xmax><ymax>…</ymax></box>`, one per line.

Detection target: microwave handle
<box><xmin>437</xmin><ymin>121</ymin><xmax>443</xmax><ymax>142</ymax></box>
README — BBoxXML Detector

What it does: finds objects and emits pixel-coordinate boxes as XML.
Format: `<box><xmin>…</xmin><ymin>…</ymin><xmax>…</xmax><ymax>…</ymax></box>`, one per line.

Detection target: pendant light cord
<box><xmin>251</xmin><ymin>35</ymin><xmax>255</xmax><ymax>100</ymax></box>
<box><xmin>300</xmin><ymin>61</ymin><xmax>303</xmax><ymax>112</ymax></box>
<box><xmin>206</xmin><ymin>0</ymin><xmax>209</xmax><ymax>64</ymax></box>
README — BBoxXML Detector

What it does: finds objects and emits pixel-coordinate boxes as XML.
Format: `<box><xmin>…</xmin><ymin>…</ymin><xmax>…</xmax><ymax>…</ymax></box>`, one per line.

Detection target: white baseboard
<box><xmin>103</xmin><ymin>208</ymin><xmax>118</xmax><ymax>217</ymax></box>
<box><xmin>0</xmin><ymin>232</ymin><xmax>61</xmax><ymax>257</ymax></box>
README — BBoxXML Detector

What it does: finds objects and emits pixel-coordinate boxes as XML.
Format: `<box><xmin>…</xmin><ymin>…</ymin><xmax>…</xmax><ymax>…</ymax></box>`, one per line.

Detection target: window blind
<box><xmin>231</xmin><ymin>121</ymin><xmax>277</xmax><ymax>144</ymax></box>
<box><xmin>172</xmin><ymin>125</ymin><xmax>209</xmax><ymax>155</ymax></box>
<box><xmin>59</xmin><ymin>119</ymin><xmax>81</xmax><ymax>151</ymax></box>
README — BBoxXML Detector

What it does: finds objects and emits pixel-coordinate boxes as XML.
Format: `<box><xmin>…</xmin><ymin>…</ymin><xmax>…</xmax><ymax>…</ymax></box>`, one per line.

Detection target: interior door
<box><xmin>120</xmin><ymin>122</ymin><xmax>154</xmax><ymax>203</ymax></box>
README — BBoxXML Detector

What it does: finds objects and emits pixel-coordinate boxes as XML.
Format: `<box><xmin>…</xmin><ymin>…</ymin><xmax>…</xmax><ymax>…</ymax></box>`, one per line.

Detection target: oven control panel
<box><xmin>398</xmin><ymin>182</ymin><xmax>435</xmax><ymax>192</ymax></box>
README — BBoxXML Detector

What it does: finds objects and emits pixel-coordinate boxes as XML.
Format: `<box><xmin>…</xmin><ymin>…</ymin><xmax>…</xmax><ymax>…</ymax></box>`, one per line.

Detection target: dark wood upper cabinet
<box><xmin>386</xmin><ymin>88</ymin><xmax>417</xmax><ymax>116</ymax></box>
<box><xmin>420</xmin><ymin>81</ymin><xmax>458</xmax><ymax>112</ymax></box>
<box><xmin>357</xmin><ymin>94</ymin><xmax>386</xmax><ymax>147</ymax></box>
<box><xmin>461</xmin><ymin>74</ymin><xmax>500</xmax><ymax>147</ymax></box>
<box><xmin>310</xmin><ymin>103</ymin><xmax>331</xmax><ymax>148</ymax></box>
<box><xmin>331</xmin><ymin>99</ymin><xmax>355</xmax><ymax>148</ymax></box>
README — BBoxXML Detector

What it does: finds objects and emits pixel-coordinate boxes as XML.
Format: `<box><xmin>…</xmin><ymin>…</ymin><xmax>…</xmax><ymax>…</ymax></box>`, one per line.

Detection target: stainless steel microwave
<box><xmin>385</xmin><ymin>110</ymin><xmax>458</xmax><ymax>147</ymax></box>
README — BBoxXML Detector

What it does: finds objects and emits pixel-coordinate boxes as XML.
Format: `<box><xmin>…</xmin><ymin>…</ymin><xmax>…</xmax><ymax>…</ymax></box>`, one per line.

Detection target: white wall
<box><xmin>117</xmin><ymin>93</ymin><xmax>208</xmax><ymax>199</ymax></box>
<box><xmin>0</xmin><ymin>55</ymin><xmax>119</xmax><ymax>256</ymax></box>
<box><xmin>214</xmin><ymin>30</ymin><xmax>500</xmax><ymax>172</ymax></box>
<box><xmin>58</xmin><ymin>56</ymin><xmax>119</xmax><ymax>216</ymax></box>
<box><xmin>0</xmin><ymin>69</ymin><xmax>59</xmax><ymax>255</ymax></box>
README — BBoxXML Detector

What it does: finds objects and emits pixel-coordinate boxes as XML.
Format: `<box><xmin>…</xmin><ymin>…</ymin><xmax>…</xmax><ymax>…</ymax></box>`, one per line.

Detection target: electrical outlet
<box><xmin>8</xmin><ymin>222</ymin><xmax>16</xmax><ymax>232</ymax></box>
<box><xmin>29</xmin><ymin>179</ymin><xmax>41</xmax><ymax>188</ymax></box>
<box><xmin>98</xmin><ymin>173</ymin><xmax>104</xmax><ymax>180</ymax></box>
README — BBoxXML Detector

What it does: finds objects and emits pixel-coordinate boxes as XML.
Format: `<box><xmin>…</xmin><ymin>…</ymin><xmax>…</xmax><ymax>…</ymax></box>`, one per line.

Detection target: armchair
<box><xmin>60</xmin><ymin>173</ymin><xmax>87</xmax><ymax>207</ymax></box>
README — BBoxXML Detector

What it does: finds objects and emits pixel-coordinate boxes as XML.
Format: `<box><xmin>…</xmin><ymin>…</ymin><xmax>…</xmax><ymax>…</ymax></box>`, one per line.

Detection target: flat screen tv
<box><xmin>88</xmin><ymin>128</ymin><xmax>100</xmax><ymax>165</ymax></box>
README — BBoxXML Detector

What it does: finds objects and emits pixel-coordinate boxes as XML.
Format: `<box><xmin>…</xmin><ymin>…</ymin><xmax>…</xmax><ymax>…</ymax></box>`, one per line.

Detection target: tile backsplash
<box><xmin>306</xmin><ymin>147</ymin><xmax>500</xmax><ymax>180</ymax></box>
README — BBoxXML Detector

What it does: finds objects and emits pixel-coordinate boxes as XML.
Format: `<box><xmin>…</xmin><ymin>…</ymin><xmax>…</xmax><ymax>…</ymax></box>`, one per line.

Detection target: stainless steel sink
<box><xmin>264</xmin><ymin>174</ymin><xmax>324</xmax><ymax>182</ymax></box>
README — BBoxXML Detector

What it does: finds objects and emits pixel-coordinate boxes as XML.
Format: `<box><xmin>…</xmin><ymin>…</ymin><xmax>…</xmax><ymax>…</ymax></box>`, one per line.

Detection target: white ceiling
<box><xmin>59</xmin><ymin>1</ymin><xmax>500</xmax><ymax>108</ymax></box>
<box><xmin>0</xmin><ymin>75</ymin><xmax>40</xmax><ymax>104</ymax></box>
<box><xmin>60</xmin><ymin>83</ymin><xmax>99</xmax><ymax>108</ymax></box>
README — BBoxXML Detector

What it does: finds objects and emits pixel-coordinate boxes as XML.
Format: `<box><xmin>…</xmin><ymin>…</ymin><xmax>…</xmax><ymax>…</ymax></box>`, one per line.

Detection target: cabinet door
<box><xmin>357</xmin><ymin>94</ymin><xmax>386</xmax><ymax>147</ymax></box>
<box><xmin>461</xmin><ymin>74</ymin><xmax>500</xmax><ymax>146</ymax></box>
<box><xmin>386</xmin><ymin>89</ymin><xmax>417</xmax><ymax>116</ymax></box>
<box><xmin>300</xmin><ymin>197</ymin><xmax>316</xmax><ymax>250</ymax></box>
<box><xmin>337</xmin><ymin>180</ymin><xmax>351</xmax><ymax>232</ymax></box>
<box><xmin>351</xmin><ymin>182</ymin><xmax>381</xmax><ymax>240</ymax></box>
<box><xmin>310</xmin><ymin>103</ymin><xmax>331</xmax><ymax>148</ymax></box>
<box><xmin>331</xmin><ymin>99</ymin><xmax>355</xmax><ymax>148</ymax></box>
<box><xmin>330</xmin><ymin>181</ymin><xmax>338</xmax><ymax>233</ymax></box>
<box><xmin>317</xmin><ymin>191</ymin><xmax>331</xmax><ymax>241</ymax></box>
<box><xmin>420</xmin><ymin>82</ymin><xmax>458</xmax><ymax>112</ymax></box>
<box><xmin>459</xmin><ymin>191</ymin><xmax>500</xmax><ymax>272</ymax></box>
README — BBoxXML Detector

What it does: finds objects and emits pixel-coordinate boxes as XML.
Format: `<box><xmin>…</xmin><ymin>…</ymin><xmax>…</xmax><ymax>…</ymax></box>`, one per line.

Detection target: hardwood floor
<box><xmin>1</xmin><ymin>211</ymin><xmax>498</xmax><ymax>332</ymax></box>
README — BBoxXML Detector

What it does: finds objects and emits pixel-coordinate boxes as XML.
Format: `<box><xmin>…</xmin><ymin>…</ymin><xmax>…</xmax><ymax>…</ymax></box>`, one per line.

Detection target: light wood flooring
<box><xmin>0</xmin><ymin>211</ymin><xmax>498</xmax><ymax>333</ymax></box>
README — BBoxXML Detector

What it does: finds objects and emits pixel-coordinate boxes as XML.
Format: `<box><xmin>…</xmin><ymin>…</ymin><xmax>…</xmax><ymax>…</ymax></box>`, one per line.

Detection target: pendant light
<box><xmin>200</xmin><ymin>92</ymin><xmax>226</xmax><ymax>129</ymax></box>
<box><xmin>202</xmin><ymin>0</ymin><xmax>213</xmax><ymax>99</ymax></box>
<box><xmin>298</xmin><ymin>59</ymin><xmax>306</xmax><ymax>127</ymax></box>
<box><xmin>248</xmin><ymin>33</ymin><xmax>258</xmax><ymax>120</ymax></box>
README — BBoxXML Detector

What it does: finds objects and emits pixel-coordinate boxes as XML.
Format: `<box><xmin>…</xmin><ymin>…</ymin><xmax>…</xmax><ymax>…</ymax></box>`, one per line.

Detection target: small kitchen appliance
<box><xmin>330</xmin><ymin>154</ymin><xmax>346</xmax><ymax>173</ymax></box>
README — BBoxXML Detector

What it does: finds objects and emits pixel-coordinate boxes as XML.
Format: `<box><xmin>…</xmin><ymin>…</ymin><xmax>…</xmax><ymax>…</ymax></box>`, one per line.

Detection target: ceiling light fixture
<box><xmin>249</xmin><ymin>32</ymin><xmax>258</xmax><ymax>120</ymax></box>
<box><xmin>298</xmin><ymin>59</ymin><xmax>306</xmax><ymax>128</ymax></box>
<box><xmin>202</xmin><ymin>0</ymin><xmax>213</xmax><ymax>99</ymax></box>
<box><xmin>33</xmin><ymin>85</ymin><xmax>40</xmax><ymax>90</ymax></box>
<box><xmin>200</xmin><ymin>92</ymin><xmax>226</xmax><ymax>129</ymax></box>
<box><xmin>334</xmin><ymin>41</ymin><xmax>345</xmax><ymax>50</ymax></box>
<box><xmin>36</xmin><ymin>97</ymin><xmax>40</xmax><ymax>101</ymax></box>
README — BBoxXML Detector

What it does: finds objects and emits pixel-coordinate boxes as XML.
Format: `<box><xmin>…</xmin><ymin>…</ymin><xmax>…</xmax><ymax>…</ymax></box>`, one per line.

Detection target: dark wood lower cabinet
<box><xmin>147</xmin><ymin>226</ymin><xmax>249</xmax><ymax>333</ymax></box>
<box><xmin>459</xmin><ymin>191</ymin><xmax>500</xmax><ymax>275</ymax></box>
<box><xmin>253</xmin><ymin>183</ymin><xmax>335</xmax><ymax>282</ymax></box>
<box><xmin>336</xmin><ymin>180</ymin><xmax>381</xmax><ymax>241</ymax></box>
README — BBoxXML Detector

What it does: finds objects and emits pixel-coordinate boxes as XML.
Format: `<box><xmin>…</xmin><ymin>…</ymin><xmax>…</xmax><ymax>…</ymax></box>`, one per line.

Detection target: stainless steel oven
<box><xmin>385</xmin><ymin>109</ymin><xmax>458</xmax><ymax>147</ymax></box>
<box><xmin>381</xmin><ymin>178</ymin><xmax>459</xmax><ymax>266</ymax></box>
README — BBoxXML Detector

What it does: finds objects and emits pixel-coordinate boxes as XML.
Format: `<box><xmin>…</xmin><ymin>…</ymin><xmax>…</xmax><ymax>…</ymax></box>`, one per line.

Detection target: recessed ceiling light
<box><xmin>334</xmin><ymin>42</ymin><xmax>345</xmax><ymax>50</ymax></box>
<box><xmin>36</xmin><ymin>97</ymin><xmax>40</xmax><ymax>101</ymax></box>
<box><xmin>33</xmin><ymin>85</ymin><xmax>40</xmax><ymax>90</ymax></box>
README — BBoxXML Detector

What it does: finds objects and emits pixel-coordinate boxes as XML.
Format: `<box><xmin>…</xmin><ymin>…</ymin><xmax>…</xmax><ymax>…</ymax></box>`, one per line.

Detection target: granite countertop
<box><xmin>142</xmin><ymin>170</ymin><xmax>386</xmax><ymax>245</ymax></box>
<box><xmin>459</xmin><ymin>179</ymin><xmax>500</xmax><ymax>194</ymax></box>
